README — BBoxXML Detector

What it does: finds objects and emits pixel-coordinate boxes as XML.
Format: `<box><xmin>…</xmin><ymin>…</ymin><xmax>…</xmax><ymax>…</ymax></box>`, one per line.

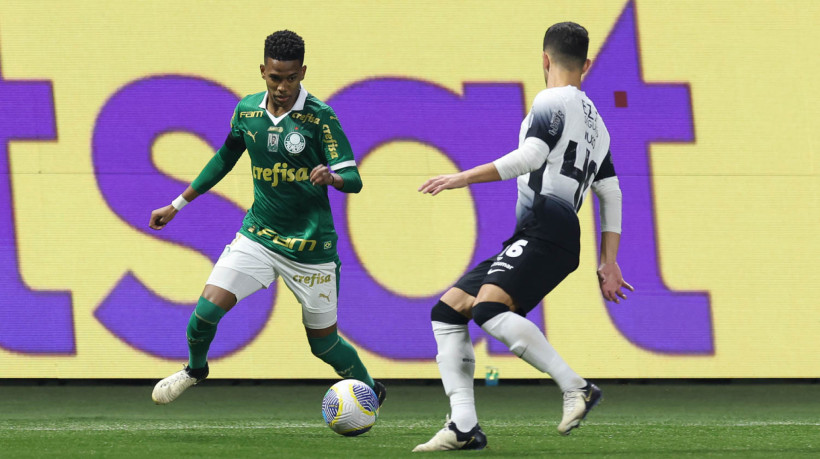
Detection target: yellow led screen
<box><xmin>0</xmin><ymin>0</ymin><xmax>817</xmax><ymax>378</ymax></box>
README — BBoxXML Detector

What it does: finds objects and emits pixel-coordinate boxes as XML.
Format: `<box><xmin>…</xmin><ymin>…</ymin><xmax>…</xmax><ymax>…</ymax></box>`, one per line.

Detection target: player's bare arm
<box><xmin>149</xmin><ymin>186</ymin><xmax>200</xmax><ymax>230</ymax></box>
<box><xmin>597</xmin><ymin>231</ymin><xmax>634</xmax><ymax>303</ymax></box>
<box><xmin>310</xmin><ymin>164</ymin><xmax>343</xmax><ymax>190</ymax></box>
<box><xmin>419</xmin><ymin>163</ymin><xmax>501</xmax><ymax>196</ymax></box>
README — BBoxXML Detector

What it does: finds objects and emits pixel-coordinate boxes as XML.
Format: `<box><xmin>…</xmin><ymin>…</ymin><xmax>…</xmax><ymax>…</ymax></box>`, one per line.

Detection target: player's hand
<box><xmin>149</xmin><ymin>205</ymin><xmax>178</xmax><ymax>230</ymax></box>
<box><xmin>418</xmin><ymin>173</ymin><xmax>468</xmax><ymax>196</ymax></box>
<box><xmin>310</xmin><ymin>164</ymin><xmax>335</xmax><ymax>187</ymax></box>
<box><xmin>597</xmin><ymin>262</ymin><xmax>634</xmax><ymax>303</ymax></box>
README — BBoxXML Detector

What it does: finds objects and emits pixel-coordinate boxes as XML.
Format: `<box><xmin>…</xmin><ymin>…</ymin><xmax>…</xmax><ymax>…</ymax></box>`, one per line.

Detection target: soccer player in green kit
<box><xmin>148</xmin><ymin>30</ymin><xmax>385</xmax><ymax>406</ymax></box>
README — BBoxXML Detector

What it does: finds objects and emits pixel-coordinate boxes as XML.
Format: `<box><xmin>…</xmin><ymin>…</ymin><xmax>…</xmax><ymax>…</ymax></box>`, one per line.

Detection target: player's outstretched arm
<box><xmin>419</xmin><ymin>163</ymin><xmax>501</xmax><ymax>196</ymax></box>
<box><xmin>420</xmin><ymin>137</ymin><xmax>549</xmax><ymax>195</ymax></box>
<box><xmin>149</xmin><ymin>122</ymin><xmax>244</xmax><ymax>230</ymax></box>
<box><xmin>597</xmin><ymin>231</ymin><xmax>634</xmax><ymax>303</ymax></box>
<box><xmin>149</xmin><ymin>186</ymin><xmax>200</xmax><ymax>230</ymax></box>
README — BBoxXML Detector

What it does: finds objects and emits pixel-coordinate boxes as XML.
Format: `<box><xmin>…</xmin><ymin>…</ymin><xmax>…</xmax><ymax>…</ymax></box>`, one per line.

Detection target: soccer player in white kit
<box><xmin>413</xmin><ymin>22</ymin><xmax>633</xmax><ymax>452</ymax></box>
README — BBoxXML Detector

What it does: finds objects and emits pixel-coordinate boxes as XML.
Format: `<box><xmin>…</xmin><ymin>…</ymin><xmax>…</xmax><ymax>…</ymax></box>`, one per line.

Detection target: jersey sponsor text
<box><xmin>252</xmin><ymin>162</ymin><xmax>309</xmax><ymax>187</ymax></box>
<box><xmin>291</xmin><ymin>112</ymin><xmax>321</xmax><ymax>124</ymax></box>
<box><xmin>292</xmin><ymin>273</ymin><xmax>332</xmax><ymax>288</ymax></box>
<box><xmin>249</xmin><ymin>225</ymin><xmax>318</xmax><ymax>252</ymax></box>
<box><xmin>322</xmin><ymin>124</ymin><xmax>339</xmax><ymax>159</ymax></box>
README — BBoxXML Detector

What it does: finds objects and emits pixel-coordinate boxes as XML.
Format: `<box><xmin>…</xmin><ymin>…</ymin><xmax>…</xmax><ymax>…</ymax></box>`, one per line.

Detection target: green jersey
<box><xmin>192</xmin><ymin>86</ymin><xmax>361</xmax><ymax>264</ymax></box>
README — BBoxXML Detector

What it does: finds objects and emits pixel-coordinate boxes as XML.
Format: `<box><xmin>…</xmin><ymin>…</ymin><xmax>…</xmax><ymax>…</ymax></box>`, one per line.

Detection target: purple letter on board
<box><xmin>91</xmin><ymin>76</ymin><xmax>276</xmax><ymax>360</ymax></box>
<box><xmin>326</xmin><ymin>79</ymin><xmax>542</xmax><ymax>358</ymax></box>
<box><xmin>326</xmin><ymin>1</ymin><xmax>713</xmax><ymax>357</ymax></box>
<box><xmin>0</xmin><ymin>61</ymin><xmax>75</xmax><ymax>354</ymax></box>
<box><xmin>583</xmin><ymin>1</ymin><xmax>714</xmax><ymax>353</ymax></box>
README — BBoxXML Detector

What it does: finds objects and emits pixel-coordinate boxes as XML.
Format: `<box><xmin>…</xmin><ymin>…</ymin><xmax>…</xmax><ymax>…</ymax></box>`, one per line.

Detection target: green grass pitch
<box><xmin>0</xmin><ymin>381</ymin><xmax>817</xmax><ymax>458</ymax></box>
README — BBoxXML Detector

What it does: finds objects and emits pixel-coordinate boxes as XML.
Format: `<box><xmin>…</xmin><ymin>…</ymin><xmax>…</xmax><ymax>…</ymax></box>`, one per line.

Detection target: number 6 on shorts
<box><xmin>499</xmin><ymin>239</ymin><xmax>528</xmax><ymax>259</ymax></box>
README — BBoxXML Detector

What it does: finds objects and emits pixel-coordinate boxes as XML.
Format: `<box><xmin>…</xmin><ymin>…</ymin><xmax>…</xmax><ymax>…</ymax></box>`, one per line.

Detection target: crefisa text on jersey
<box><xmin>322</xmin><ymin>124</ymin><xmax>339</xmax><ymax>159</ymax></box>
<box><xmin>252</xmin><ymin>162</ymin><xmax>309</xmax><ymax>187</ymax></box>
<box><xmin>291</xmin><ymin>112</ymin><xmax>320</xmax><ymax>124</ymax></box>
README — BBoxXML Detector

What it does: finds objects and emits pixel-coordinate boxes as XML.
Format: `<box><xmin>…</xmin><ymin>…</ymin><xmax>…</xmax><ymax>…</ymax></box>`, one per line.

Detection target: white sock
<box><xmin>432</xmin><ymin>321</ymin><xmax>478</xmax><ymax>431</ymax></box>
<box><xmin>480</xmin><ymin>311</ymin><xmax>585</xmax><ymax>392</ymax></box>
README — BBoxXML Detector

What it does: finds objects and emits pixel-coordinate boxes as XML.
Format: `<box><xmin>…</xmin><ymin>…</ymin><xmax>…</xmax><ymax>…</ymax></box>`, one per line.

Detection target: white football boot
<box><xmin>558</xmin><ymin>382</ymin><xmax>602</xmax><ymax>435</ymax></box>
<box><xmin>152</xmin><ymin>364</ymin><xmax>208</xmax><ymax>405</ymax></box>
<box><xmin>412</xmin><ymin>415</ymin><xmax>487</xmax><ymax>452</ymax></box>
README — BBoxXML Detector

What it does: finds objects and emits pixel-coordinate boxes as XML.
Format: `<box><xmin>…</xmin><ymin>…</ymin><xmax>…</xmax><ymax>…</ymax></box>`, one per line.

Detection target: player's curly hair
<box><xmin>543</xmin><ymin>22</ymin><xmax>589</xmax><ymax>70</ymax></box>
<box><xmin>264</xmin><ymin>30</ymin><xmax>305</xmax><ymax>64</ymax></box>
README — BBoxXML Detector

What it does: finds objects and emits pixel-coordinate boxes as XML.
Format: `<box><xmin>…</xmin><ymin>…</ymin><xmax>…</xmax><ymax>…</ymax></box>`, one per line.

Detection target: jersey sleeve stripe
<box><xmin>593</xmin><ymin>150</ymin><xmax>616</xmax><ymax>181</ymax></box>
<box><xmin>330</xmin><ymin>160</ymin><xmax>357</xmax><ymax>171</ymax></box>
<box><xmin>224</xmin><ymin>132</ymin><xmax>246</xmax><ymax>153</ymax></box>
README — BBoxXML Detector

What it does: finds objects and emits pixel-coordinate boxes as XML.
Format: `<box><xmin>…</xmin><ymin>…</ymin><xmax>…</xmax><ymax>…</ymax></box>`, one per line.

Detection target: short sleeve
<box><xmin>594</xmin><ymin>150</ymin><xmax>617</xmax><ymax>181</ymax></box>
<box><xmin>224</xmin><ymin>104</ymin><xmax>247</xmax><ymax>153</ymax></box>
<box><xmin>525</xmin><ymin>92</ymin><xmax>565</xmax><ymax>150</ymax></box>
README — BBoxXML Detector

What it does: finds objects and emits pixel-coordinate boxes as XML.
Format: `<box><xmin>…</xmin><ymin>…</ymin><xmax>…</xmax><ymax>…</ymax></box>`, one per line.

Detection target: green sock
<box><xmin>309</xmin><ymin>331</ymin><xmax>375</xmax><ymax>387</ymax></box>
<box><xmin>186</xmin><ymin>297</ymin><xmax>227</xmax><ymax>369</ymax></box>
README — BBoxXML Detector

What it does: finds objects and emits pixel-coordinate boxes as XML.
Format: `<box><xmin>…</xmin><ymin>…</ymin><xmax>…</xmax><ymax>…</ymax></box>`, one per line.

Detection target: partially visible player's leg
<box><xmin>152</xmin><ymin>286</ymin><xmax>231</xmax><ymax>405</ymax></box>
<box><xmin>473</xmin><ymin>285</ymin><xmax>585</xmax><ymax>392</ymax></box>
<box><xmin>280</xmin><ymin>257</ymin><xmax>384</xmax><ymax>404</ymax></box>
<box><xmin>304</xmin><ymin>323</ymin><xmax>386</xmax><ymax>405</ymax></box>
<box><xmin>153</xmin><ymin>235</ymin><xmax>270</xmax><ymax>405</ymax></box>
<box><xmin>432</xmin><ymin>289</ymin><xmax>478</xmax><ymax>433</ymax></box>
<box><xmin>305</xmin><ymin>323</ymin><xmax>375</xmax><ymax>387</ymax></box>
<box><xmin>187</xmin><ymin>284</ymin><xmax>233</xmax><ymax>369</ymax></box>
<box><xmin>414</xmin><ymin>261</ymin><xmax>490</xmax><ymax>452</ymax></box>
<box><xmin>472</xmin><ymin>237</ymin><xmax>599</xmax><ymax>434</ymax></box>
<box><xmin>472</xmin><ymin>288</ymin><xmax>598</xmax><ymax>435</ymax></box>
<box><xmin>414</xmin><ymin>289</ymin><xmax>487</xmax><ymax>452</ymax></box>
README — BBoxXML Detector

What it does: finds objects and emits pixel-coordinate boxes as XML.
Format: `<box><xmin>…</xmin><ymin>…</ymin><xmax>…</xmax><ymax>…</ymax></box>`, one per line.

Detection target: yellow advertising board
<box><xmin>0</xmin><ymin>0</ymin><xmax>817</xmax><ymax>378</ymax></box>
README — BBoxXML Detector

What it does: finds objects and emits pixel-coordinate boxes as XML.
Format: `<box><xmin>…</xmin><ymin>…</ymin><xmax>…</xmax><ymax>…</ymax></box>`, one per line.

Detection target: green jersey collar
<box><xmin>258</xmin><ymin>85</ymin><xmax>309</xmax><ymax>125</ymax></box>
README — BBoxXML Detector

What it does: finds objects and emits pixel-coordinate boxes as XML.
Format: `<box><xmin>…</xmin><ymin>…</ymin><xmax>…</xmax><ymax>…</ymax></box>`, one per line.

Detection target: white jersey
<box><xmin>513</xmin><ymin>85</ymin><xmax>614</xmax><ymax>217</ymax></box>
<box><xmin>492</xmin><ymin>85</ymin><xmax>621</xmax><ymax>248</ymax></box>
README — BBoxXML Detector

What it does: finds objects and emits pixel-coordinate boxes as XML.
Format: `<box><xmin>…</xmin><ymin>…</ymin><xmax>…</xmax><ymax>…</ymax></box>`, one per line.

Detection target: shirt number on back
<box><xmin>560</xmin><ymin>140</ymin><xmax>598</xmax><ymax>211</ymax></box>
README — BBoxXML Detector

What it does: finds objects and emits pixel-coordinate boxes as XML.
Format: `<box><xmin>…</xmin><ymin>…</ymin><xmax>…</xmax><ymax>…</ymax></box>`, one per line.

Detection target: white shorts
<box><xmin>206</xmin><ymin>233</ymin><xmax>339</xmax><ymax>329</ymax></box>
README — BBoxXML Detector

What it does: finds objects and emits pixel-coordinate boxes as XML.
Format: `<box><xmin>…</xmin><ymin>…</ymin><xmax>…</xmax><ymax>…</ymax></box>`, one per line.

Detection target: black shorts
<box><xmin>454</xmin><ymin>232</ymin><xmax>580</xmax><ymax>316</ymax></box>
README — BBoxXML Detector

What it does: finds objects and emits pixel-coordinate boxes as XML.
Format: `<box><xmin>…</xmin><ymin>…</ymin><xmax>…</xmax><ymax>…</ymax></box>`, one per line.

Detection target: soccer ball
<box><xmin>321</xmin><ymin>379</ymin><xmax>379</xmax><ymax>436</ymax></box>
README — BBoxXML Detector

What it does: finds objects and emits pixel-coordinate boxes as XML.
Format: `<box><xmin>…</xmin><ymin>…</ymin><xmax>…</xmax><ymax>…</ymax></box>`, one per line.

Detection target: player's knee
<box><xmin>186</xmin><ymin>297</ymin><xmax>226</xmax><ymax>339</ymax></box>
<box><xmin>472</xmin><ymin>301</ymin><xmax>512</xmax><ymax>327</ymax></box>
<box><xmin>431</xmin><ymin>301</ymin><xmax>470</xmax><ymax>325</ymax></box>
<box><xmin>201</xmin><ymin>284</ymin><xmax>238</xmax><ymax>310</ymax></box>
<box><xmin>440</xmin><ymin>287</ymin><xmax>474</xmax><ymax>314</ymax></box>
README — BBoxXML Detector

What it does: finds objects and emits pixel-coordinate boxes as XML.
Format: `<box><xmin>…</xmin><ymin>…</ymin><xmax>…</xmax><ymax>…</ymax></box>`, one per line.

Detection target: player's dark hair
<box><xmin>264</xmin><ymin>30</ymin><xmax>305</xmax><ymax>64</ymax></box>
<box><xmin>542</xmin><ymin>22</ymin><xmax>589</xmax><ymax>70</ymax></box>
